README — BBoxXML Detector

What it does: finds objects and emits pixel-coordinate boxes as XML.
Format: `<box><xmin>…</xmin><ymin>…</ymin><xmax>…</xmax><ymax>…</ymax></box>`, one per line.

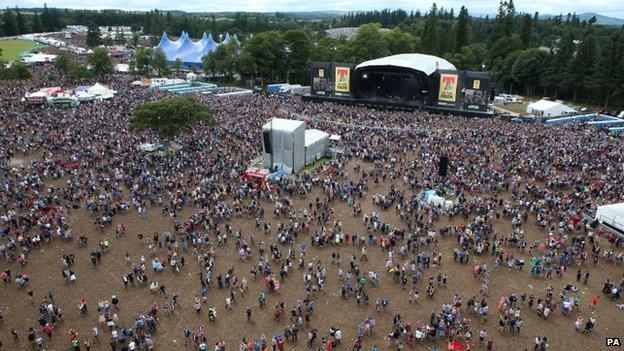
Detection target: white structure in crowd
<box><xmin>82</xmin><ymin>83</ymin><xmax>117</xmax><ymax>100</ymax></box>
<box><xmin>595</xmin><ymin>203</ymin><xmax>624</xmax><ymax>234</ymax></box>
<box><xmin>263</xmin><ymin>119</ymin><xmax>305</xmax><ymax>173</ymax></box>
<box><xmin>115</xmin><ymin>64</ymin><xmax>130</xmax><ymax>73</ymax></box>
<box><xmin>21</xmin><ymin>53</ymin><xmax>57</xmax><ymax>65</ymax></box>
<box><xmin>527</xmin><ymin>99</ymin><xmax>577</xmax><ymax>117</ymax></box>
<box><xmin>149</xmin><ymin>78</ymin><xmax>186</xmax><ymax>88</ymax></box>
<box><xmin>304</xmin><ymin>129</ymin><xmax>330</xmax><ymax>165</ymax></box>
<box><xmin>262</xmin><ymin>118</ymin><xmax>330</xmax><ymax>173</ymax></box>
<box><xmin>24</xmin><ymin>83</ymin><xmax>117</xmax><ymax>106</ymax></box>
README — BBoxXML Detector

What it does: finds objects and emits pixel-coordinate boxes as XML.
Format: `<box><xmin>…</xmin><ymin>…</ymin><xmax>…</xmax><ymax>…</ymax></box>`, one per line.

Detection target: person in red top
<box><xmin>326</xmin><ymin>337</ymin><xmax>335</xmax><ymax>351</ymax></box>
<box><xmin>591</xmin><ymin>294</ymin><xmax>600</xmax><ymax>308</ymax></box>
<box><xmin>67</xmin><ymin>328</ymin><xmax>77</xmax><ymax>342</ymax></box>
<box><xmin>42</xmin><ymin>323</ymin><xmax>54</xmax><ymax>340</ymax></box>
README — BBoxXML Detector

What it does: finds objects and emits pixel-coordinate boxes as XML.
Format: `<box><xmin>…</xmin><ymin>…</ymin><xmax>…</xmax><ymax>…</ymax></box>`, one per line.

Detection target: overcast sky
<box><xmin>6</xmin><ymin>0</ymin><xmax>624</xmax><ymax>18</ymax></box>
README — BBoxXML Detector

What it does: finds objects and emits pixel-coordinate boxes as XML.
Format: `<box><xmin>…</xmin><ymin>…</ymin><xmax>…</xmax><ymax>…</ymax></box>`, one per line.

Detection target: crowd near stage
<box><xmin>302</xmin><ymin>94</ymin><xmax>495</xmax><ymax>117</ymax></box>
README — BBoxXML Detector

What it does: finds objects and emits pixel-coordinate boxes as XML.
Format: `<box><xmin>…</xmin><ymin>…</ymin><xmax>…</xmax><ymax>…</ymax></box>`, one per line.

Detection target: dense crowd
<box><xmin>0</xmin><ymin>65</ymin><xmax>623</xmax><ymax>351</ymax></box>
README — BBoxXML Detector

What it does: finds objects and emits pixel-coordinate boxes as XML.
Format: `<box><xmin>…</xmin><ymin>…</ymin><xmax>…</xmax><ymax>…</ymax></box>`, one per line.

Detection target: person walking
<box><xmin>246</xmin><ymin>307</ymin><xmax>252</xmax><ymax>322</ymax></box>
<box><xmin>111</xmin><ymin>295</ymin><xmax>119</xmax><ymax>309</ymax></box>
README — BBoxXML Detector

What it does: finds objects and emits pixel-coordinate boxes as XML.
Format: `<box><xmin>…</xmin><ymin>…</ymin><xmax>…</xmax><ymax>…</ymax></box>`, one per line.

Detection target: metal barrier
<box><xmin>587</xmin><ymin>119</ymin><xmax>624</xmax><ymax>128</ymax></box>
<box><xmin>610</xmin><ymin>127</ymin><xmax>624</xmax><ymax>135</ymax></box>
<box><xmin>545</xmin><ymin>113</ymin><xmax>616</xmax><ymax>126</ymax></box>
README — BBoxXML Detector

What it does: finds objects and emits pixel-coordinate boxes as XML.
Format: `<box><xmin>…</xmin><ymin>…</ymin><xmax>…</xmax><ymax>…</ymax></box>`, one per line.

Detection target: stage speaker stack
<box><xmin>438</xmin><ymin>155</ymin><xmax>449</xmax><ymax>177</ymax></box>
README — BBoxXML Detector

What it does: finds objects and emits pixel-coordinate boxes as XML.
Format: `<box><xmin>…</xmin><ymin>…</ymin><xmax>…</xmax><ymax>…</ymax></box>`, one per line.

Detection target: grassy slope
<box><xmin>0</xmin><ymin>40</ymin><xmax>40</xmax><ymax>61</ymax></box>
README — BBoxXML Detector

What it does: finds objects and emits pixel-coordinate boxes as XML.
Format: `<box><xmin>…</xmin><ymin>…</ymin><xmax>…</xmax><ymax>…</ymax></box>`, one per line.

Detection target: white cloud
<box><xmin>5</xmin><ymin>0</ymin><xmax>624</xmax><ymax>18</ymax></box>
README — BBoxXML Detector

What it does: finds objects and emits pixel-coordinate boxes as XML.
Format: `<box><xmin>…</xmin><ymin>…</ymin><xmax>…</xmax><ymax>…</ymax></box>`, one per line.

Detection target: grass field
<box><xmin>0</xmin><ymin>40</ymin><xmax>41</xmax><ymax>61</ymax></box>
<box><xmin>503</xmin><ymin>102</ymin><xmax>528</xmax><ymax>115</ymax></box>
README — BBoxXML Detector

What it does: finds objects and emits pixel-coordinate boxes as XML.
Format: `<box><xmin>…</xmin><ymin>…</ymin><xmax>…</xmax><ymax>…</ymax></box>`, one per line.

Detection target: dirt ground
<box><xmin>1</xmin><ymin>153</ymin><xmax>623</xmax><ymax>351</ymax></box>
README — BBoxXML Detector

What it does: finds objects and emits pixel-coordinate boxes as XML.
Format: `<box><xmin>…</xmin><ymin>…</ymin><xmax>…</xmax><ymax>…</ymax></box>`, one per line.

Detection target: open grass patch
<box><xmin>0</xmin><ymin>40</ymin><xmax>41</xmax><ymax>61</ymax></box>
<box><xmin>503</xmin><ymin>103</ymin><xmax>528</xmax><ymax>115</ymax></box>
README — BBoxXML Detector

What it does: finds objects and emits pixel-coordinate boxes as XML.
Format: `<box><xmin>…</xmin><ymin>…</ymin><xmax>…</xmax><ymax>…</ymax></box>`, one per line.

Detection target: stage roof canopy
<box><xmin>355</xmin><ymin>53</ymin><xmax>456</xmax><ymax>76</ymax></box>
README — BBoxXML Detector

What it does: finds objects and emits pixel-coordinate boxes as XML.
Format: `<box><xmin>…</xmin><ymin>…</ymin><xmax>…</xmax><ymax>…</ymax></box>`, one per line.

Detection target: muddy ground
<box><xmin>1</xmin><ymin>154</ymin><xmax>623</xmax><ymax>351</ymax></box>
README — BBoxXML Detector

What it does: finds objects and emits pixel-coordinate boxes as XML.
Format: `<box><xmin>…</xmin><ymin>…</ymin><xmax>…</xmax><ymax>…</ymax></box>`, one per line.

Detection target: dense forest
<box><xmin>2</xmin><ymin>2</ymin><xmax>624</xmax><ymax>107</ymax></box>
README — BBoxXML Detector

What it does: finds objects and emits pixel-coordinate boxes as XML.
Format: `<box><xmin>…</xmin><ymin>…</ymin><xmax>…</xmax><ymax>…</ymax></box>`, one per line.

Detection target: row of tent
<box><xmin>155</xmin><ymin>31</ymin><xmax>241</xmax><ymax>66</ymax></box>
<box><xmin>23</xmin><ymin>83</ymin><xmax>117</xmax><ymax>107</ymax></box>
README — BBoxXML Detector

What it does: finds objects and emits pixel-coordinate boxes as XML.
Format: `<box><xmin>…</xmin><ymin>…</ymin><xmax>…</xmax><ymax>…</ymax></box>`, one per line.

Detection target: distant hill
<box><xmin>285</xmin><ymin>11</ymin><xmax>344</xmax><ymax>19</ymax></box>
<box><xmin>577</xmin><ymin>12</ymin><xmax>624</xmax><ymax>25</ymax></box>
<box><xmin>536</xmin><ymin>12</ymin><xmax>624</xmax><ymax>26</ymax></box>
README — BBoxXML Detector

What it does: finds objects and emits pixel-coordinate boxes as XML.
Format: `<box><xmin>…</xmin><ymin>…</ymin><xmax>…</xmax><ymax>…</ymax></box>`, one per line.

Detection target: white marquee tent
<box><xmin>527</xmin><ymin>99</ymin><xmax>576</xmax><ymax>117</ymax></box>
<box><xmin>21</xmin><ymin>53</ymin><xmax>57</xmax><ymax>64</ymax></box>
<box><xmin>87</xmin><ymin>83</ymin><xmax>117</xmax><ymax>99</ymax></box>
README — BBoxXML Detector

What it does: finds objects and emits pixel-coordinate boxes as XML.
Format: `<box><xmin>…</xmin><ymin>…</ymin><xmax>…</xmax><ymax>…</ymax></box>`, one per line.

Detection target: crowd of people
<box><xmin>0</xmin><ymin>63</ymin><xmax>623</xmax><ymax>351</ymax></box>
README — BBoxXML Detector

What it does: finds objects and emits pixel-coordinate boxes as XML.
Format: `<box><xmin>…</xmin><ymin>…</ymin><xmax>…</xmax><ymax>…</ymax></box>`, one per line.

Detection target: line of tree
<box><xmin>126</xmin><ymin>6</ymin><xmax>623</xmax><ymax>108</ymax></box>
<box><xmin>0</xmin><ymin>61</ymin><xmax>31</xmax><ymax>80</ymax></box>
<box><xmin>11</xmin><ymin>2</ymin><xmax>620</xmax><ymax>106</ymax></box>
<box><xmin>2</xmin><ymin>5</ymin><xmax>61</xmax><ymax>36</ymax></box>
<box><xmin>54</xmin><ymin>47</ymin><xmax>114</xmax><ymax>81</ymax></box>
<box><xmin>0</xmin><ymin>6</ymin><xmax>322</xmax><ymax>40</ymax></box>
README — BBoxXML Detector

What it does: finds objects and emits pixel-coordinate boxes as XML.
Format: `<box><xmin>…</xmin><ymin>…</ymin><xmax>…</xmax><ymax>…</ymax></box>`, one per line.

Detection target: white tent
<box><xmin>75</xmin><ymin>90</ymin><xmax>96</xmax><ymax>101</ymax></box>
<box><xmin>304</xmin><ymin>129</ymin><xmax>329</xmax><ymax>166</ymax></box>
<box><xmin>22</xmin><ymin>53</ymin><xmax>57</xmax><ymax>64</ymax></box>
<box><xmin>115</xmin><ymin>64</ymin><xmax>130</xmax><ymax>73</ymax></box>
<box><xmin>87</xmin><ymin>83</ymin><xmax>117</xmax><ymax>99</ymax></box>
<box><xmin>262</xmin><ymin>118</ymin><xmax>305</xmax><ymax>173</ymax></box>
<box><xmin>28</xmin><ymin>91</ymin><xmax>48</xmax><ymax>98</ymax></box>
<box><xmin>421</xmin><ymin>190</ymin><xmax>454</xmax><ymax>209</ymax></box>
<box><xmin>595</xmin><ymin>203</ymin><xmax>624</xmax><ymax>233</ymax></box>
<box><xmin>527</xmin><ymin>99</ymin><xmax>576</xmax><ymax>117</ymax></box>
<box><xmin>140</xmin><ymin>143</ymin><xmax>157</xmax><ymax>152</ymax></box>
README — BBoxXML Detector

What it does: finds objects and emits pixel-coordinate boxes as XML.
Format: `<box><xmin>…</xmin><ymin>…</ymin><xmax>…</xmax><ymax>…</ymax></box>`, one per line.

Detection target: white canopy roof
<box><xmin>27</xmin><ymin>91</ymin><xmax>48</xmax><ymax>98</ymax></box>
<box><xmin>22</xmin><ymin>53</ymin><xmax>57</xmax><ymax>63</ymax></box>
<box><xmin>87</xmin><ymin>83</ymin><xmax>117</xmax><ymax>99</ymax></box>
<box><xmin>305</xmin><ymin>129</ymin><xmax>329</xmax><ymax>147</ymax></box>
<box><xmin>75</xmin><ymin>91</ymin><xmax>95</xmax><ymax>100</ymax></box>
<box><xmin>355</xmin><ymin>53</ymin><xmax>456</xmax><ymax>76</ymax></box>
<box><xmin>527</xmin><ymin>99</ymin><xmax>576</xmax><ymax>113</ymax></box>
<box><xmin>263</xmin><ymin>118</ymin><xmax>305</xmax><ymax>132</ymax></box>
<box><xmin>115</xmin><ymin>64</ymin><xmax>129</xmax><ymax>73</ymax></box>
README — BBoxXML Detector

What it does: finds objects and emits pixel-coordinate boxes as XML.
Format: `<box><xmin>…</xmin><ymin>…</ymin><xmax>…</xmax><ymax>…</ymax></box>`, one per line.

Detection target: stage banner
<box><xmin>438</xmin><ymin>73</ymin><xmax>458</xmax><ymax>103</ymax></box>
<box><xmin>334</xmin><ymin>66</ymin><xmax>351</xmax><ymax>93</ymax></box>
